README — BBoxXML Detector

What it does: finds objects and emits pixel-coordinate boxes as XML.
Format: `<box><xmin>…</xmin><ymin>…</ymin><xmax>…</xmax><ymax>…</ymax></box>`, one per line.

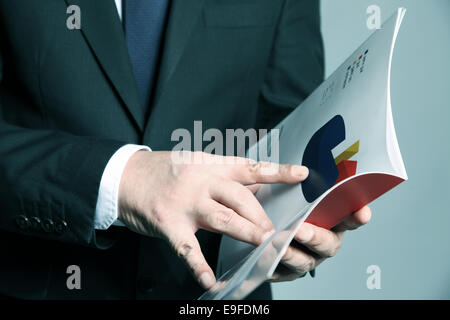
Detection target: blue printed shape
<box><xmin>301</xmin><ymin>115</ymin><xmax>346</xmax><ymax>202</ymax></box>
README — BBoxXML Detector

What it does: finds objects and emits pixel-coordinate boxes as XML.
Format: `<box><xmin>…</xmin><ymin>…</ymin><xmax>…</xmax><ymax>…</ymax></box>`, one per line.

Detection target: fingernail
<box><xmin>296</xmin><ymin>224</ymin><xmax>314</xmax><ymax>243</ymax></box>
<box><xmin>199</xmin><ymin>272</ymin><xmax>215</xmax><ymax>289</ymax></box>
<box><xmin>292</xmin><ymin>166</ymin><xmax>308</xmax><ymax>178</ymax></box>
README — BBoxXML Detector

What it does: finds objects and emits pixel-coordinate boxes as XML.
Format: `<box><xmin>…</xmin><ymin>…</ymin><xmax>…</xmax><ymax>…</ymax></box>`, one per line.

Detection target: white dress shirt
<box><xmin>115</xmin><ymin>0</ymin><xmax>122</xmax><ymax>20</ymax></box>
<box><xmin>94</xmin><ymin>0</ymin><xmax>150</xmax><ymax>230</ymax></box>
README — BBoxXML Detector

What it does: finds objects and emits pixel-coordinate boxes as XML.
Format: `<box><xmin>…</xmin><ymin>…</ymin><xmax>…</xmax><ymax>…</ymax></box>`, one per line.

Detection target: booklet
<box><xmin>199</xmin><ymin>8</ymin><xmax>407</xmax><ymax>300</ymax></box>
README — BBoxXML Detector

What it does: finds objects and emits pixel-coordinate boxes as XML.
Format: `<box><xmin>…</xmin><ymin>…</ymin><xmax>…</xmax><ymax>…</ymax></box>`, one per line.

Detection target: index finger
<box><xmin>225</xmin><ymin>158</ymin><xmax>309</xmax><ymax>185</ymax></box>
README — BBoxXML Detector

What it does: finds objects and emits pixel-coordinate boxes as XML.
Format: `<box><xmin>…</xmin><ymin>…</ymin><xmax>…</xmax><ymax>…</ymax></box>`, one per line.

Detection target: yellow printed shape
<box><xmin>334</xmin><ymin>140</ymin><xmax>360</xmax><ymax>165</ymax></box>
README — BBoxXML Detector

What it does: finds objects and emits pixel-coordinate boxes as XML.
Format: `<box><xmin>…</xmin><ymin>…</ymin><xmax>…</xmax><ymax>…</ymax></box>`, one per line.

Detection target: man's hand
<box><xmin>269</xmin><ymin>206</ymin><xmax>372</xmax><ymax>282</ymax></box>
<box><xmin>118</xmin><ymin>151</ymin><xmax>308</xmax><ymax>289</ymax></box>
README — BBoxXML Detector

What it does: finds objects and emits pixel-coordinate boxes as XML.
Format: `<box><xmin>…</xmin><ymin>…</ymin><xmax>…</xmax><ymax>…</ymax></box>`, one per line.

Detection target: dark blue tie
<box><xmin>124</xmin><ymin>0</ymin><xmax>170</xmax><ymax>111</ymax></box>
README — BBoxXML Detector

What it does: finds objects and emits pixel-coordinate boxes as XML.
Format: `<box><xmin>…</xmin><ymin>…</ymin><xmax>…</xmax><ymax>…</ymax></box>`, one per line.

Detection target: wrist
<box><xmin>95</xmin><ymin>144</ymin><xmax>150</xmax><ymax>230</ymax></box>
<box><xmin>118</xmin><ymin>150</ymin><xmax>150</xmax><ymax>222</ymax></box>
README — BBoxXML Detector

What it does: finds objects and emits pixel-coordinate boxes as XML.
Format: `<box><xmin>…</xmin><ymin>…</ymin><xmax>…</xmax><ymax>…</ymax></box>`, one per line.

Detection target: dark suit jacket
<box><xmin>0</xmin><ymin>0</ymin><xmax>324</xmax><ymax>299</ymax></box>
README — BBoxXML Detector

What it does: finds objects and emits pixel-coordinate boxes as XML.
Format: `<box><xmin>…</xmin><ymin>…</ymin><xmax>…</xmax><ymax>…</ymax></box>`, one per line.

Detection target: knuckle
<box><xmin>174</xmin><ymin>240</ymin><xmax>194</xmax><ymax>260</ymax></box>
<box><xmin>328</xmin><ymin>242</ymin><xmax>341</xmax><ymax>257</ymax></box>
<box><xmin>262</xmin><ymin>162</ymin><xmax>279</xmax><ymax>176</ymax></box>
<box><xmin>303</xmin><ymin>256</ymin><xmax>316</xmax><ymax>272</ymax></box>
<box><xmin>296</xmin><ymin>255</ymin><xmax>315</xmax><ymax>274</ymax></box>
<box><xmin>214</xmin><ymin>208</ymin><xmax>235</xmax><ymax>229</ymax></box>
<box><xmin>151</xmin><ymin>203</ymin><xmax>169</xmax><ymax>226</ymax></box>
<box><xmin>247</xmin><ymin>161</ymin><xmax>262</xmax><ymax>178</ymax></box>
<box><xmin>283</xmin><ymin>246</ymin><xmax>295</xmax><ymax>264</ymax></box>
<box><xmin>284</xmin><ymin>164</ymin><xmax>295</xmax><ymax>176</ymax></box>
<box><xmin>174</xmin><ymin>243</ymin><xmax>205</xmax><ymax>276</ymax></box>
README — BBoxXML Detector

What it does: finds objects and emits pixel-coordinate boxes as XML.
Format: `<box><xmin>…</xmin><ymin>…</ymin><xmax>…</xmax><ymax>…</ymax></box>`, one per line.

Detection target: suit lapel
<box><xmin>65</xmin><ymin>0</ymin><xmax>144</xmax><ymax>131</ymax></box>
<box><xmin>152</xmin><ymin>0</ymin><xmax>206</xmax><ymax>107</ymax></box>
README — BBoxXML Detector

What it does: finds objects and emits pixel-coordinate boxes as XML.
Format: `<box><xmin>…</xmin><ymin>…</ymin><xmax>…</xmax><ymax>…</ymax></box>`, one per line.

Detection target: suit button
<box><xmin>15</xmin><ymin>215</ymin><xmax>30</xmax><ymax>230</ymax></box>
<box><xmin>41</xmin><ymin>218</ymin><xmax>54</xmax><ymax>233</ymax></box>
<box><xmin>30</xmin><ymin>217</ymin><xmax>41</xmax><ymax>231</ymax></box>
<box><xmin>55</xmin><ymin>220</ymin><xmax>68</xmax><ymax>234</ymax></box>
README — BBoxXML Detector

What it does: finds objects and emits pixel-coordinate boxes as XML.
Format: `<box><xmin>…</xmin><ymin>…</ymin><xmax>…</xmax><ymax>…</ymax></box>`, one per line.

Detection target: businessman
<box><xmin>0</xmin><ymin>0</ymin><xmax>371</xmax><ymax>299</ymax></box>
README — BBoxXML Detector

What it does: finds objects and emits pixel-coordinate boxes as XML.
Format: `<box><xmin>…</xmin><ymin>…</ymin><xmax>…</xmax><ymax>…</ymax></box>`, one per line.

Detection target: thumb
<box><xmin>166</xmin><ymin>228</ymin><xmax>216</xmax><ymax>289</ymax></box>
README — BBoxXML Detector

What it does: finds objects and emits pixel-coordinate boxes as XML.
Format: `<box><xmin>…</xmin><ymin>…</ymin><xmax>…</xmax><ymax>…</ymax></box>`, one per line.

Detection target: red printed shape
<box><xmin>334</xmin><ymin>160</ymin><xmax>358</xmax><ymax>185</ymax></box>
<box><xmin>305</xmin><ymin>173</ymin><xmax>405</xmax><ymax>229</ymax></box>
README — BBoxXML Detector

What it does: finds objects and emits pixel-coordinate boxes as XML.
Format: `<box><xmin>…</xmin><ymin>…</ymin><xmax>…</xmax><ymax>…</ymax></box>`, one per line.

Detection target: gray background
<box><xmin>273</xmin><ymin>0</ymin><xmax>450</xmax><ymax>299</ymax></box>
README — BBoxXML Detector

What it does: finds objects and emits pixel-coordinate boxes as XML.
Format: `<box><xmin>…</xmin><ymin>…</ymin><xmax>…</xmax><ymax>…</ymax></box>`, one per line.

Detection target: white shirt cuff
<box><xmin>94</xmin><ymin>144</ymin><xmax>151</xmax><ymax>230</ymax></box>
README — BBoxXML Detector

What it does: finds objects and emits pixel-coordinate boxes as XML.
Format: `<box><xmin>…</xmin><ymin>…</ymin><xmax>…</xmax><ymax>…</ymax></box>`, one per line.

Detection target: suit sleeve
<box><xmin>0</xmin><ymin>45</ymin><xmax>126</xmax><ymax>249</ymax></box>
<box><xmin>256</xmin><ymin>0</ymin><xmax>325</xmax><ymax>130</ymax></box>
